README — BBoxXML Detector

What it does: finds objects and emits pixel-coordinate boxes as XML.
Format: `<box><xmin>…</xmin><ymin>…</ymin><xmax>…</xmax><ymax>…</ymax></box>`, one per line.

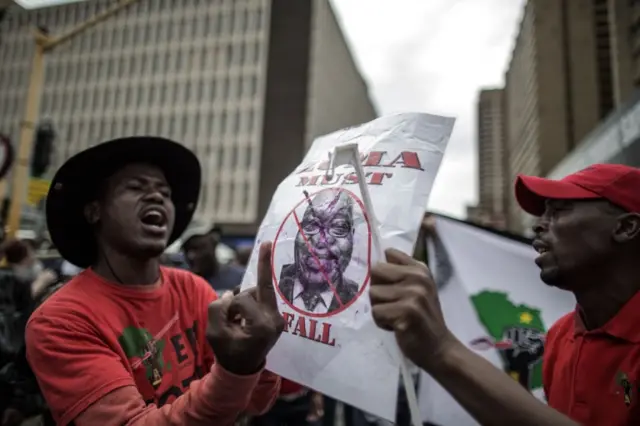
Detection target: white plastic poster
<box><xmin>241</xmin><ymin>113</ymin><xmax>455</xmax><ymax>421</ymax></box>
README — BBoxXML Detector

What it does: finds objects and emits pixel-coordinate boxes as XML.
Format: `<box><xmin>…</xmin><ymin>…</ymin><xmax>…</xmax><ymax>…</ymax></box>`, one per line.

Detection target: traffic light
<box><xmin>31</xmin><ymin>121</ymin><xmax>55</xmax><ymax>178</ymax></box>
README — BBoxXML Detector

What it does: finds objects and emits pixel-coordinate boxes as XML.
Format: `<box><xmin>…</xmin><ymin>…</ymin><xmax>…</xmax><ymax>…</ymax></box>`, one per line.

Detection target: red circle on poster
<box><xmin>271</xmin><ymin>187</ymin><xmax>372</xmax><ymax>318</ymax></box>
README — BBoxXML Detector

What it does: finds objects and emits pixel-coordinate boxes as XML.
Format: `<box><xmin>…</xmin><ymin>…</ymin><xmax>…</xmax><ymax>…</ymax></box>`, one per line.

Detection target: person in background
<box><xmin>59</xmin><ymin>259</ymin><xmax>83</xmax><ymax>280</ymax></box>
<box><xmin>235</xmin><ymin>246</ymin><xmax>253</xmax><ymax>268</ymax></box>
<box><xmin>3</xmin><ymin>239</ymin><xmax>58</xmax><ymax>300</ymax></box>
<box><xmin>25</xmin><ymin>136</ymin><xmax>283</xmax><ymax>425</ymax></box>
<box><xmin>181</xmin><ymin>218</ymin><xmax>245</xmax><ymax>294</ymax></box>
<box><xmin>251</xmin><ymin>379</ymin><xmax>324</xmax><ymax>426</ymax></box>
<box><xmin>0</xmin><ymin>239</ymin><xmax>59</xmax><ymax>426</ymax></box>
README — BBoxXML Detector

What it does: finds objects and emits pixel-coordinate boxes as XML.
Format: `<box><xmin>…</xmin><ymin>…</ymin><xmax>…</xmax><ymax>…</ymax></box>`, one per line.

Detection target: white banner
<box><xmin>420</xmin><ymin>215</ymin><xmax>575</xmax><ymax>425</ymax></box>
<box><xmin>241</xmin><ymin>113</ymin><xmax>455</xmax><ymax>421</ymax></box>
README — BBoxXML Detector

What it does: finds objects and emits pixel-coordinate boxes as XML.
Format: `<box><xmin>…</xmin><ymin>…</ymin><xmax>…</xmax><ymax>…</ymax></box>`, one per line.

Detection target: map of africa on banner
<box><xmin>418</xmin><ymin>215</ymin><xmax>575</xmax><ymax>426</ymax></box>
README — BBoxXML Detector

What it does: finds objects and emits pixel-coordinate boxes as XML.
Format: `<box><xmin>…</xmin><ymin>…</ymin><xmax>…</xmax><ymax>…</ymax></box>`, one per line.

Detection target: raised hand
<box><xmin>206</xmin><ymin>242</ymin><xmax>284</xmax><ymax>375</ymax></box>
<box><xmin>369</xmin><ymin>248</ymin><xmax>457</xmax><ymax>372</ymax></box>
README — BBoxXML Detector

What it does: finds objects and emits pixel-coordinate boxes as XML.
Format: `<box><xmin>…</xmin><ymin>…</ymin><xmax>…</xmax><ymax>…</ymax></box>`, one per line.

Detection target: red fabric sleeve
<box><xmin>26</xmin><ymin>307</ymin><xmax>135</xmax><ymax>425</ymax></box>
<box><xmin>247</xmin><ymin>370</ymin><xmax>281</xmax><ymax>415</ymax></box>
<box><xmin>73</xmin><ymin>364</ymin><xmax>264</xmax><ymax>426</ymax></box>
<box><xmin>194</xmin><ymin>275</ymin><xmax>281</xmax><ymax>416</ymax></box>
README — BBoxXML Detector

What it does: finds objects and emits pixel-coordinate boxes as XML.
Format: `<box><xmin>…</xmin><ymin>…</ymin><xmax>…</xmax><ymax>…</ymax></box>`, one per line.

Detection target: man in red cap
<box><xmin>367</xmin><ymin>164</ymin><xmax>640</xmax><ymax>426</ymax></box>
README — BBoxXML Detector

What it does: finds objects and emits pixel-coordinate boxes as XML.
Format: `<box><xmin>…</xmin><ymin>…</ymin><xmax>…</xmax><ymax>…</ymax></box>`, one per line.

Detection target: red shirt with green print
<box><xmin>26</xmin><ymin>267</ymin><xmax>280</xmax><ymax>426</ymax></box>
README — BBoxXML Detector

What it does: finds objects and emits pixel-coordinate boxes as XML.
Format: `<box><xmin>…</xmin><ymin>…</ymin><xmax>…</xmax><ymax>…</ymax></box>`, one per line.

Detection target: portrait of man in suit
<box><xmin>278</xmin><ymin>188</ymin><xmax>361</xmax><ymax>315</ymax></box>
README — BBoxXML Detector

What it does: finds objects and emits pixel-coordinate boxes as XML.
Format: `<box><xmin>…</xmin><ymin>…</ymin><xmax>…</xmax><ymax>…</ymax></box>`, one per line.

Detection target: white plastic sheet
<box><xmin>241</xmin><ymin>113</ymin><xmax>455</xmax><ymax>421</ymax></box>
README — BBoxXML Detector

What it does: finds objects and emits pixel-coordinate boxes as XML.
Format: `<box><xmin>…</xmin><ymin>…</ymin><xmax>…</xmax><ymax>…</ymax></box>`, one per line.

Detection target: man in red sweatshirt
<box><xmin>25</xmin><ymin>137</ymin><xmax>284</xmax><ymax>425</ymax></box>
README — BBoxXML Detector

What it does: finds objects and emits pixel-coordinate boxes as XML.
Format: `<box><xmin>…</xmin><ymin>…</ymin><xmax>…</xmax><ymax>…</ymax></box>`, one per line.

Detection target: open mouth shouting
<box><xmin>532</xmin><ymin>239</ymin><xmax>551</xmax><ymax>264</ymax></box>
<box><xmin>140</xmin><ymin>206</ymin><xmax>168</xmax><ymax>236</ymax></box>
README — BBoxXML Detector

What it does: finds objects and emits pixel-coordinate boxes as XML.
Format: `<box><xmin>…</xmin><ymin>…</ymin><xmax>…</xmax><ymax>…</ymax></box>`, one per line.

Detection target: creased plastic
<box><xmin>240</xmin><ymin>113</ymin><xmax>455</xmax><ymax>421</ymax></box>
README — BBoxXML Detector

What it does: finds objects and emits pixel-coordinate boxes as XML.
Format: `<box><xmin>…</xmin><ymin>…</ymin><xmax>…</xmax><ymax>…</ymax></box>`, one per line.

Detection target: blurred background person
<box><xmin>251</xmin><ymin>378</ymin><xmax>324</xmax><ymax>426</ymax></box>
<box><xmin>235</xmin><ymin>246</ymin><xmax>253</xmax><ymax>268</ymax></box>
<box><xmin>0</xmin><ymin>239</ymin><xmax>59</xmax><ymax>426</ymax></box>
<box><xmin>181</xmin><ymin>218</ymin><xmax>244</xmax><ymax>294</ymax></box>
<box><xmin>3</xmin><ymin>239</ymin><xmax>57</xmax><ymax>301</ymax></box>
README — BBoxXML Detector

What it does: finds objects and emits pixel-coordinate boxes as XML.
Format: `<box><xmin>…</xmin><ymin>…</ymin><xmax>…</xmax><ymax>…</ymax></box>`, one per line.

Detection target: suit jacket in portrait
<box><xmin>278</xmin><ymin>264</ymin><xmax>358</xmax><ymax>313</ymax></box>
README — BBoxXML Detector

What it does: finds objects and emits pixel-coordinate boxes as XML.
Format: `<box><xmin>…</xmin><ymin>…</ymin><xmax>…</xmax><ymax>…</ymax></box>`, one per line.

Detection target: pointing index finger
<box><xmin>256</xmin><ymin>241</ymin><xmax>278</xmax><ymax>311</ymax></box>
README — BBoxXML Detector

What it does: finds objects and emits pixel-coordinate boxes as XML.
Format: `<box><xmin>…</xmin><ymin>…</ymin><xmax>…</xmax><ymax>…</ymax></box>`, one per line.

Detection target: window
<box><xmin>217</xmin><ymin>147</ymin><xmax>224</xmax><ymax>169</ymax></box>
<box><xmin>220</xmin><ymin>76</ymin><xmax>227</xmax><ymax>100</ymax></box>
<box><xmin>211</xmin><ymin>79</ymin><xmax>218</xmax><ymax>100</ymax></box>
<box><xmin>230</xmin><ymin>145</ymin><xmax>237</xmax><ymax>167</ymax></box>
<box><xmin>176</xmin><ymin>50</ymin><xmax>183</xmax><ymax>72</ymax></box>
<box><xmin>206</xmin><ymin>112</ymin><xmax>214</xmax><ymax>136</ymax></box>
<box><xmin>157</xmin><ymin>84</ymin><xmax>165</xmax><ymax>105</ymax></box>
<box><xmin>245</xmin><ymin>146</ymin><xmax>252</xmax><ymax>168</ymax></box>
<box><xmin>256</xmin><ymin>8</ymin><xmax>263</xmax><ymax>31</ymax></box>
<box><xmin>226</xmin><ymin>44</ymin><xmax>233</xmax><ymax>66</ymax></box>
<box><xmin>237</xmin><ymin>43</ymin><xmax>245</xmax><ymax>66</ymax></box>
<box><xmin>149</xmin><ymin>85</ymin><xmax>156</xmax><ymax>104</ymax></box>
<box><xmin>247</xmin><ymin>109</ymin><xmax>254</xmax><ymax>133</ymax></box>
<box><xmin>182</xmin><ymin>115</ymin><xmax>189</xmax><ymax>137</ymax></box>
<box><xmin>221</xmin><ymin>111</ymin><xmax>227</xmax><ymax>134</ymax></box>
<box><xmin>93</xmin><ymin>89</ymin><xmax>101</xmax><ymax>110</ymax></box>
<box><xmin>242</xmin><ymin>181</ymin><xmax>251</xmax><ymax>210</ymax></box>
<box><xmin>124</xmin><ymin>86</ymin><xmax>131</xmax><ymax>108</ymax></box>
<box><xmin>105</xmin><ymin>59</ymin><xmax>112</xmax><ymax>80</ymax></box>
<box><xmin>233</xmin><ymin>111</ymin><xmax>240</xmax><ymax>133</ymax></box>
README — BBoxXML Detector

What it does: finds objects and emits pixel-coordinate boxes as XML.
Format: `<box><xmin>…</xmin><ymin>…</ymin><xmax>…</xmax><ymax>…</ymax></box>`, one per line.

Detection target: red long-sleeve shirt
<box><xmin>26</xmin><ymin>267</ymin><xmax>280</xmax><ymax>426</ymax></box>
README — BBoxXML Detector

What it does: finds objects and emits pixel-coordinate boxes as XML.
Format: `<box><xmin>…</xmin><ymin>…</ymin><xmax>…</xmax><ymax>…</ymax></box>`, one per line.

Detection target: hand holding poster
<box><xmin>241</xmin><ymin>113</ymin><xmax>455</xmax><ymax>421</ymax></box>
<box><xmin>419</xmin><ymin>215</ymin><xmax>575</xmax><ymax>425</ymax></box>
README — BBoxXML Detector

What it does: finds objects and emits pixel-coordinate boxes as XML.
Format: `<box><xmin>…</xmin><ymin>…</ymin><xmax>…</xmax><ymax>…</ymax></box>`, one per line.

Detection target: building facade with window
<box><xmin>468</xmin><ymin>88</ymin><xmax>507</xmax><ymax>230</ymax></box>
<box><xmin>503</xmin><ymin>0</ymin><xmax>617</xmax><ymax>234</ymax></box>
<box><xmin>0</xmin><ymin>0</ymin><xmax>377</xmax><ymax>234</ymax></box>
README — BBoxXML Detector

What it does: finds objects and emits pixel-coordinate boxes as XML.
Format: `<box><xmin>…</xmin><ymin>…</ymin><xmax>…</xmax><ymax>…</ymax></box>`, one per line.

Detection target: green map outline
<box><xmin>471</xmin><ymin>290</ymin><xmax>546</xmax><ymax>390</ymax></box>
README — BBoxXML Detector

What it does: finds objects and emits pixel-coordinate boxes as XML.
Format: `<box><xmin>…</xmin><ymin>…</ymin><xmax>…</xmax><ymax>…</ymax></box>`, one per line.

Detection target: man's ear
<box><xmin>612</xmin><ymin>213</ymin><xmax>640</xmax><ymax>243</ymax></box>
<box><xmin>84</xmin><ymin>201</ymin><xmax>100</xmax><ymax>225</ymax></box>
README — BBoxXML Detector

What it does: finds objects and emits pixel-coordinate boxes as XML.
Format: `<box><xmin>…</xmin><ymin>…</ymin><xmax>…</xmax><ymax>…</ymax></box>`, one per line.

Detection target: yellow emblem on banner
<box><xmin>27</xmin><ymin>177</ymin><xmax>51</xmax><ymax>207</ymax></box>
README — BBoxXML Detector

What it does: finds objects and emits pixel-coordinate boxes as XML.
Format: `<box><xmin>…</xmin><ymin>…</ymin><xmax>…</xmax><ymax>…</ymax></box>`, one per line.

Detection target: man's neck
<box><xmin>572</xmin><ymin>266</ymin><xmax>640</xmax><ymax>330</ymax></box>
<box><xmin>94</xmin><ymin>248</ymin><xmax>160</xmax><ymax>286</ymax></box>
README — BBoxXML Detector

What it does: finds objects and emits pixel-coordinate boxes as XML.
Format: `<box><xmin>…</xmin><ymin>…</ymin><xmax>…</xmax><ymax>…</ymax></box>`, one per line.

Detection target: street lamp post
<box><xmin>6</xmin><ymin>0</ymin><xmax>142</xmax><ymax>239</ymax></box>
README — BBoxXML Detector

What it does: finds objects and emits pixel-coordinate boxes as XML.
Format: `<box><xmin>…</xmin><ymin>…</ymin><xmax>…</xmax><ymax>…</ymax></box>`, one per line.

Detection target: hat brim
<box><xmin>46</xmin><ymin>136</ymin><xmax>201</xmax><ymax>268</ymax></box>
<box><xmin>515</xmin><ymin>175</ymin><xmax>601</xmax><ymax>216</ymax></box>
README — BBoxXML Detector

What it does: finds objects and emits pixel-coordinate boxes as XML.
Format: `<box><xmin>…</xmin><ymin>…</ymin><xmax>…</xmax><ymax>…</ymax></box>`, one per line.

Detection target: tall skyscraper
<box><xmin>0</xmin><ymin>0</ymin><xmax>377</xmax><ymax>235</ymax></box>
<box><xmin>469</xmin><ymin>88</ymin><xmax>507</xmax><ymax>229</ymax></box>
<box><xmin>503</xmin><ymin>0</ymin><xmax>612</xmax><ymax>233</ymax></box>
<box><xmin>607</xmin><ymin>0</ymin><xmax>640</xmax><ymax>108</ymax></box>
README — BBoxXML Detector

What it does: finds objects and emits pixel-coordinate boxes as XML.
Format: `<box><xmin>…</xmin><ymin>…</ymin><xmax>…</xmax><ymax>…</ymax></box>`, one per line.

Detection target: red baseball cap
<box><xmin>515</xmin><ymin>164</ymin><xmax>640</xmax><ymax>216</ymax></box>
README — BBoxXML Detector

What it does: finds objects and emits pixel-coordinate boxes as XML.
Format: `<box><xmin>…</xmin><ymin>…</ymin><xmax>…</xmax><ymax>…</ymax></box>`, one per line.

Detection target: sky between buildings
<box><xmin>332</xmin><ymin>0</ymin><xmax>526</xmax><ymax>218</ymax></box>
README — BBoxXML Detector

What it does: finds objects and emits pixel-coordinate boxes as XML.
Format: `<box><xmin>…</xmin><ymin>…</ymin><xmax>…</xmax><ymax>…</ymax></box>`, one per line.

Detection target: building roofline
<box><xmin>327</xmin><ymin>0</ymin><xmax>380</xmax><ymax>116</ymax></box>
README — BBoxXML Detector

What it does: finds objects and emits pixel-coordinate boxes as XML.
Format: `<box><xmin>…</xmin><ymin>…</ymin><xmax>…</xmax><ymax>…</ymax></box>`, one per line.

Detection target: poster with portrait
<box><xmin>241</xmin><ymin>113</ymin><xmax>455</xmax><ymax>421</ymax></box>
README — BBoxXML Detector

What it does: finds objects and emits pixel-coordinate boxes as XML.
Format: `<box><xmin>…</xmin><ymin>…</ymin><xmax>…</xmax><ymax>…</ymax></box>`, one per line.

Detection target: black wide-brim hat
<box><xmin>46</xmin><ymin>136</ymin><xmax>201</xmax><ymax>268</ymax></box>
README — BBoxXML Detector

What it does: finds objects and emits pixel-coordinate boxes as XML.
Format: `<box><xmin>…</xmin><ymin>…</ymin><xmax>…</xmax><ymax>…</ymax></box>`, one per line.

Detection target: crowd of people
<box><xmin>0</xmin><ymin>134</ymin><xmax>638</xmax><ymax>426</ymax></box>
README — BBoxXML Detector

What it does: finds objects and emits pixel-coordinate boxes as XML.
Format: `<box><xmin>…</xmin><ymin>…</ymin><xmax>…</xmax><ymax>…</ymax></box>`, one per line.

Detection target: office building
<box><xmin>470</xmin><ymin>88</ymin><xmax>507</xmax><ymax>229</ymax></box>
<box><xmin>503</xmin><ymin>0</ymin><xmax>612</xmax><ymax>233</ymax></box>
<box><xmin>0</xmin><ymin>0</ymin><xmax>377</xmax><ymax>235</ymax></box>
<box><xmin>607</xmin><ymin>0</ymin><xmax>640</xmax><ymax>108</ymax></box>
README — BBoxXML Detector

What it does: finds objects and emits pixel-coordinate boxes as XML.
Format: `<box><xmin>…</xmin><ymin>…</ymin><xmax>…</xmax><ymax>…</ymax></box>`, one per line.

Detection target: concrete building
<box><xmin>470</xmin><ymin>88</ymin><xmax>507</xmax><ymax>229</ymax></box>
<box><xmin>607</xmin><ymin>0</ymin><xmax>640</xmax><ymax>108</ymax></box>
<box><xmin>0</xmin><ymin>0</ymin><xmax>377</xmax><ymax>235</ymax></box>
<box><xmin>503</xmin><ymin>0</ymin><xmax>613</xmax><ymax>233</ymax></box>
